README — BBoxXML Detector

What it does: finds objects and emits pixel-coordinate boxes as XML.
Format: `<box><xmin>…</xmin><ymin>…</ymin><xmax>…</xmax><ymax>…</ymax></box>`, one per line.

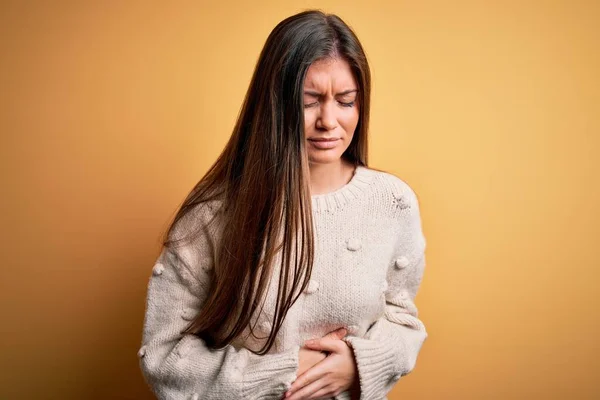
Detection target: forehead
<box><xmin>303</xmin><ymin>57</ymin><xmax>357</xmax><ymax>90</ymax></box>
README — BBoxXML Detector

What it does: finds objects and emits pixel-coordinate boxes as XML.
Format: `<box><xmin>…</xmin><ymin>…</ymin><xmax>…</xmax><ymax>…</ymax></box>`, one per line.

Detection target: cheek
<box><xmin>304</xmin><ymin>110</ymin><xmax>316</xmax><ymax>129</ymax></box>
<box><xmin>340</xmin><ymin>109</ymin><xmax>359</xmax><ymax>134</ymax></box>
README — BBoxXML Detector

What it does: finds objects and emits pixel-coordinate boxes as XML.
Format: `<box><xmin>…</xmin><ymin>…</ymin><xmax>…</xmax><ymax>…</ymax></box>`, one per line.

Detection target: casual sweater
<box><xmin>138</xmin><ymin>165</ymin><xmax>428</xmax><ymax>400</ymax></box>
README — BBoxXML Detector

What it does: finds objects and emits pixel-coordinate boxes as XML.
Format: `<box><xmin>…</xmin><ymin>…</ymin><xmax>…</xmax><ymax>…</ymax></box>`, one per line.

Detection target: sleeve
<box><xmin>343</xmin><ymin>185</ymin><xmax>428</xmax><ymax>400</ymax></box>
<box><xmin>138</xmin><ymin>210</ymin><xmax>300</xmax><ymax>400</ymax></box>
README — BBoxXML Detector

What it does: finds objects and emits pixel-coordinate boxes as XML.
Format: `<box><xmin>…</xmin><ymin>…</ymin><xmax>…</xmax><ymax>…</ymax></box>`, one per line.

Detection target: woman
<box><xmin>139</xmin><ymin>9</ymin><xmax>428</xmax><ymax>400</ymax></box>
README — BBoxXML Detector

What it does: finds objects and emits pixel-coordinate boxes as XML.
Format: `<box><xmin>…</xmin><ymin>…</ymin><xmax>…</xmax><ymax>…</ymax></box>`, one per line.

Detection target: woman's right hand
<box><xmin>297</xmin><ymin>327</ymin><xmax>347</xmax><ymax>377</ymax></box>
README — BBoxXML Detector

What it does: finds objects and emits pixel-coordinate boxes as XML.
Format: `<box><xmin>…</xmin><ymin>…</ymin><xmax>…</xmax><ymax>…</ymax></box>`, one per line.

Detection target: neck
<box><xmin>308</xmin><ymin>159</ymin><xmax>355</xmax><ymax>196</ymax></box>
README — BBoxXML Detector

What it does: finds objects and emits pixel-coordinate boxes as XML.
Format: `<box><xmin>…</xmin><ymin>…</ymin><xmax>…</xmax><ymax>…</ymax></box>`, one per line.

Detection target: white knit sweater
<box><xmin>139</xmin><ymin>165</ymin><xmax>428</xmax><ymax>400</ymax></box>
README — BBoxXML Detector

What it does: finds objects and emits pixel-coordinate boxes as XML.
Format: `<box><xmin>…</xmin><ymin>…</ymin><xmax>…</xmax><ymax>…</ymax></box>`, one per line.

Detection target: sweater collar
<box><xmin>311</xmin><ymin>165</ymin><xmax>374</xmax><ymax>214</ymax></box>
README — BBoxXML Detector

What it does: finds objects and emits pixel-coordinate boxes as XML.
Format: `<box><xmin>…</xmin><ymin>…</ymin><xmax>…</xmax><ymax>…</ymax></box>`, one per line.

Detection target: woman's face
<box><xmin>303</xmin><ymin>57</ymin><xmax>359</xmax><ymax>165</ymax></box>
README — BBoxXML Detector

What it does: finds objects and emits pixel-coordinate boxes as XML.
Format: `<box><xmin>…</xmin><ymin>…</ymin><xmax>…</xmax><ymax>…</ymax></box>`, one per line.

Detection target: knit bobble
<box><xmin>137</xmin><ymin>346</ymin><xmax>147</xmax><ymax>358</ymax></box>
<box><xmin>181</xmin><ymin>308</ymin><xmax>196</xmax><ymax>321</ymax></box>
<box><xmin>346</xmin><ymin>238</ymin><xmax>362</xmax><ymax>251</ymax></box>
<box><xmin>152</xmin><ymin>264</ymin><xmax>164</xmax><ymax>276</ymax></box>
<box><xmin>304</xmin><ymin>280</ymin><xmax>319</xmax><ymax>294</ymax></box>
<box><xmin>394</xmin><ymin>256</ymin><xmax>409</xmax><ymax>269</ymax></box>
<box><xmin>190</xmin><ymin>393</ymin><xmax>199</xmax><ymax>400</ymax></box>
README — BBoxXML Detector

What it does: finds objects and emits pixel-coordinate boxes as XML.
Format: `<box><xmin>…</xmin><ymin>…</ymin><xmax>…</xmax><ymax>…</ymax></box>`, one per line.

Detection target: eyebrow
<box><xmin>304</xmin><ymin>89</ymin><xmax>358</xmax><ymax>97</ymax></box>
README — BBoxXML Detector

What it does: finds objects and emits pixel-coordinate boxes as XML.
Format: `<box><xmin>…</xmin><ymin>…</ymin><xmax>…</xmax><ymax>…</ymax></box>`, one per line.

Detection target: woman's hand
<box><xmin>285</xmin><ymin>328</ymin><xmax>358</xmax><ymax>400</ymax></box>
<box><xmin>297</xmin><ymin>328</ymin><xmax>347</xmax><ymax>377</ymax></box>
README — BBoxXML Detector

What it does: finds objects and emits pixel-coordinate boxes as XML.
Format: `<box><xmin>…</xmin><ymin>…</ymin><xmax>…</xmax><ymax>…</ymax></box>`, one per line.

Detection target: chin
<box><xmin>307</xmin><ymin>151</ymin><xmax>345</xmax><ymax>165</ymax></box>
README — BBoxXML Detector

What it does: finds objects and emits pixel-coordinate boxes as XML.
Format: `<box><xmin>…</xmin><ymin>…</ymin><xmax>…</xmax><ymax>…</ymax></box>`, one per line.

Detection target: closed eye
<box><xmin>304</xmin><ymin>101</ymin><xmax>355</xmax><ymax>108</ymax></box>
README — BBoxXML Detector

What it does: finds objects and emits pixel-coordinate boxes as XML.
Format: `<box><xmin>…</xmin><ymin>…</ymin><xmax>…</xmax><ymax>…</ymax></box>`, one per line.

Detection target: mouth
<box><xmin>307</xmin><ymin>137</ymin><xmax>340</xmax><ymax>149</ymax></box>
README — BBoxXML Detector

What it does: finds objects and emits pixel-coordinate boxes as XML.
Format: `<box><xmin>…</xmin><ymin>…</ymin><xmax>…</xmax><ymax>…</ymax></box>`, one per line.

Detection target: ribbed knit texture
<box><xmin>139</xmin><ymin>165</ymin><xmax>428</xmax><ymax>399</ymax></box>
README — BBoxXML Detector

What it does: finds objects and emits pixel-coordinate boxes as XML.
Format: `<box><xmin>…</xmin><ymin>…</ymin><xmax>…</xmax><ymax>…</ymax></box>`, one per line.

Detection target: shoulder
<box><xmin>362</xmin><ymin>166</ymin><xmax>422</xmax><ymax>211</ymax></box>
<box><xmin>169</xmin><ymin>197</ymin><xmax>224</xmax><ymax>241</ymax></box>
<box><xmin>363</xmin><ymin>167</ymin><xmax>427</xmax><ymax>253</ymax></box>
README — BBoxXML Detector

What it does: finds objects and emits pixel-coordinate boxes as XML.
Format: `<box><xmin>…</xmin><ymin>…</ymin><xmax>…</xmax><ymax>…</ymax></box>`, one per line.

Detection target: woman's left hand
<box><xmin>284</xmin><ymin>336</ymin><xmax>358</xmax><ymax>399</ymax></box>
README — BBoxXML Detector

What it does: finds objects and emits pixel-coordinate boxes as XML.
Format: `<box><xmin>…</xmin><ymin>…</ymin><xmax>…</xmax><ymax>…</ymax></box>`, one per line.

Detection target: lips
<box><xmin>308</xmin><ymin>138</ymin><xmax>340</xmax><ymax>149</ymax></box>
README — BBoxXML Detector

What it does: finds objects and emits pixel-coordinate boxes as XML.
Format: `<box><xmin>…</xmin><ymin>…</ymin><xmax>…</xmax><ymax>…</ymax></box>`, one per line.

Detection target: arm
<box><xmin>343</xmin><ymin>185</ymin><xmax>428</xmax><ymax>400</ymax></box>
<box><xmin>138</xmin><ymin>208</ymin><xmax>299</xmax><ymax>400</ymax></box>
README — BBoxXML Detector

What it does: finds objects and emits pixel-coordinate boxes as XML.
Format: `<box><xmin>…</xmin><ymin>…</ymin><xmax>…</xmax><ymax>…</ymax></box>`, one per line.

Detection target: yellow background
<box><xmin>1</xmin><ymin>1</ymin><xmax>598</xmax><ymax>399</ymax></box>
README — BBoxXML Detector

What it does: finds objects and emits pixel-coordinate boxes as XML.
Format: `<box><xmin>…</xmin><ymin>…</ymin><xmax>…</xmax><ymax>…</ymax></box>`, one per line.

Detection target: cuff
<box><xmin>242</xmin><ymin>344</ymin><xmax>300</xmax><ymax>399</ymax></box>
<box><xmin>344</xmin><ymin>320</ymin><xmax>428</xmax><ymax>400</ymax></box>
<box><xmin>344</xmin><ymin>334</ymin><xmax>399</xmax><ymax>400</ymax></box>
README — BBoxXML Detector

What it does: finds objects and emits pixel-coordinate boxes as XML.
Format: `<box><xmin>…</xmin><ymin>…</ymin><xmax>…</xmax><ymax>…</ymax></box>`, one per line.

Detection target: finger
<box><xmin>286</xmin><ymin>376</ymin><xmax>329</xmax><ymax>400</ymax></box>
<box><xmin>288</xmin><ymin>357</ymin><xmax>333</xmax><ymax>394</ymax></box>
<box><xmin>304</xmin><ymin>337</ymin><xmax>344</xmax><ymax>353</ymax></box>
<box><xmin>325</xmin><ymin>327</ymin><xmax>347</xmax><ymax>339</ymax></box>
<box><xmin>333</xmin><ymin>328</ymin><xmax>347</xmax><ymax>340</ymax></box>
<box><xmin>302</xmin><ymin>328</ymin><xmax>346</xmax><ymax>351</ymax></box>
<box><xmin>308</xmin><ymin>384</ymin><xmax>337</xmax><ymax>399</ymax></box>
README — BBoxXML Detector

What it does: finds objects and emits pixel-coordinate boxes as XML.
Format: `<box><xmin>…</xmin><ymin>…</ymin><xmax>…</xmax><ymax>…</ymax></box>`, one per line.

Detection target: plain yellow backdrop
<box><xmin>1</xmin><ymin>1</ymin><xmax>598</xmax><ymax>399</ymax></box>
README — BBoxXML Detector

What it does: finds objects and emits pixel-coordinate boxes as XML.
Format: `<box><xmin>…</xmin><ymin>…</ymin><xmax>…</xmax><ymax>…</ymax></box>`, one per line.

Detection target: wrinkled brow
<box><xmin>304</xmin><ymin>89</ymin><xmax>358</xmax><ymax>97</ymax></box>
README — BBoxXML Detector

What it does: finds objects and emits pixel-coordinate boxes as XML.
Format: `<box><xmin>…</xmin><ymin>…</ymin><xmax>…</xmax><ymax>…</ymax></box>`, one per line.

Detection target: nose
<box><xmin>316</xmin><ymin>101</ymin><xmax>338</xmax><ymax>131</ymax></box>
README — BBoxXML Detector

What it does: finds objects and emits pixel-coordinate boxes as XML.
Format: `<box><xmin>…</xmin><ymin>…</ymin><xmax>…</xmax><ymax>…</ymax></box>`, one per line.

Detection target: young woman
<box><xmin>139</xmin><ymin>10</ymin><xmax>428</xmax><ymax>400</ymax></box>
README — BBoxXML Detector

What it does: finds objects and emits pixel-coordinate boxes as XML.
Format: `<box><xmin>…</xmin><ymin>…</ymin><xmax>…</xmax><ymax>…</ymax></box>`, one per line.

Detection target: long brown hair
<box><xmin>163</xmin><ymin>9</ymin><xmax>371</xmax><ymax>355</ymax></box>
